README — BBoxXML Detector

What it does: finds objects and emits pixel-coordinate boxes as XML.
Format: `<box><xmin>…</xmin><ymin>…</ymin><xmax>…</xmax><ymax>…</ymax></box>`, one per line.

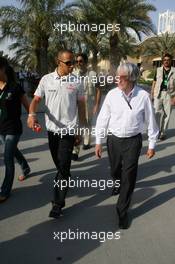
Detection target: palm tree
<box><xmin>0</xmin><ymin>0</ymin><xmax>156</xmax><ymax>74</ymax></box>
<box><xmin>0</xmin><ymin>0</ymin><xmax>65</xmax><ymax>76</ymax></box>
<box><xmin>141</xmin><ymin>32</ymin><xmax>175</xmax><ymax>57</ymax></box>
<box><xmin>66</xmin><ymin>0</ymin><xmax>107</xmax><ymax>70</ymax></box>
<box><xmin>67</xmin><ymin>0</ymin><xmax>156</xmax><ymax>70</ymax></box>
<box><xmin>89</xmin><ymin>0</ymin><xmax>156</xmax><ymax>69</ymax></box>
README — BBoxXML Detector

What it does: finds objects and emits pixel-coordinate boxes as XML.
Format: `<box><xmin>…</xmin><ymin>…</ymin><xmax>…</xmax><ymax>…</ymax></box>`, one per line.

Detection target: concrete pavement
<box><xmin>0</xmin><ymin>108</ymin><xmax>175</xmax><ymax>264</ymax></box>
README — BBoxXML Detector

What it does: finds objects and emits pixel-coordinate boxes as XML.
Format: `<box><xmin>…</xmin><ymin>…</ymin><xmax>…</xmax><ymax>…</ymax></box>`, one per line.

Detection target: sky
<box><xmin>149</xmin><ymin>0</ymin><xmax>175</xmax><ymax>27</ymax></box>
<box><xmin>0</xmin><ymin>0</ymin><xmax>175</xmax><ymax>56</ymax></box>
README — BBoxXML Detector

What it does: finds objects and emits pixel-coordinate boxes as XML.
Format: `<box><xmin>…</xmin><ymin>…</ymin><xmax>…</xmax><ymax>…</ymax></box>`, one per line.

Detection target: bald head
<box><xmin>57</xmin><ymin>50</ymin><xmax>73</xmax><ymax>60</ymax></box>
<box><xmin>56</xmin><ymin>50</ymin><xmax>75</xmax><ymax>76</ymax></box>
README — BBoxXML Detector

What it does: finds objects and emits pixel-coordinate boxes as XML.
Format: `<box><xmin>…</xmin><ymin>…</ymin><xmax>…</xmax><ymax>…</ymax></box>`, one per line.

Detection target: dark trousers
<box><xmin>48</xmin><ymin>131</ymin><xmax>75</xmax><ymax>208</ymax></box>
<box><xmin>107</xmin><ymin>133</ymin><xmax>142</xmax><ymax>217</ymax></box>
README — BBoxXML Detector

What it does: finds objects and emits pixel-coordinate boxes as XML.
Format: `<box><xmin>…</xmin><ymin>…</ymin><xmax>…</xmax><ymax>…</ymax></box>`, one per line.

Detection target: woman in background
<box><xmin>0</xmin><ymin>57</ymin><xmax>30</xmax><ymax>202</ymax></box>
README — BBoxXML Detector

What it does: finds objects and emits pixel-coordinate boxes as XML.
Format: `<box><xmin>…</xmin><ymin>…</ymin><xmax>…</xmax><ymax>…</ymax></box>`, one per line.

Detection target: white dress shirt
<box><xmin>95</xmin><ymin>86</ymin><xmax>159</xmax><ymax>149</ymax></box>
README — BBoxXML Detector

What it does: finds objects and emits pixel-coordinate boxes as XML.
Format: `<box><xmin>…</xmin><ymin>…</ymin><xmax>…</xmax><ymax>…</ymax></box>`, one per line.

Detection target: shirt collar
<box><xmin>53</xmin><ymin>70</ymin><xmax>78</xmax><ymax>83</ymax></box>
<box><xmin>126</xmin><ymin>90</ymin><xmax>133</xmax><ymax>98</ymax></box>
<box><xmin>53</xmin><ymin>69</ymin><xmax>61</xmax><ymax>80</ymax></box>
<box><xmin>118</xmin><ymin>86</ymin><xmax>136</xmax><ymax>98</ymax></box>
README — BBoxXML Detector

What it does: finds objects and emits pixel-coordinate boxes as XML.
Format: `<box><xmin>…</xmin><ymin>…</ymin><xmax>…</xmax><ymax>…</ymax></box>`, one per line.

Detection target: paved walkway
<box><xmin>0</xmin><ymin>108</ymin><xmax>175</xmax><ymax>264</ymax></box>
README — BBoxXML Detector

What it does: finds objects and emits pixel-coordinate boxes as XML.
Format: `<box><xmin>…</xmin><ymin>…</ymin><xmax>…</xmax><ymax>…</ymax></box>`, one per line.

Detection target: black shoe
<box><xmin>82</xmin><ymin>144</ymin><xmax>92</xmax><ymax>150</ymax></box>
<box><xmin>0</xmin><ymin>195</ymin><xmax>9</xmax><ymax>203</ymax></box>
<box><xmin>49</xmin><ymin>203</ymin><xmax>63</xmax><ymax>219</ymax></box>
<box><xmin>117</xmin><ymin>210</ymin><xmax>129</xmax><ymax>229</ymax></box>
<box><xmin>159</xmin><ymin>134</ymin><xmax>166</xmax><ymax>141</ymax></box>
<box><xmin>158</xmin><ymin>131</ymin><xmax>166</xmax><ymax>141</ymax></box>
<box><xmin>72</xmin><ymin>153</ymin><xmax>79</xmax><ymax>161</ymax></box>
<box><xmin>24</xmin><ymin>167</ymin><xmax>31</xmax><ymax>176</ymax></box>
<box><xmin>111</xmin><ymin>186</ymin><xmax>120</xmax><ymax>196</ymax></box>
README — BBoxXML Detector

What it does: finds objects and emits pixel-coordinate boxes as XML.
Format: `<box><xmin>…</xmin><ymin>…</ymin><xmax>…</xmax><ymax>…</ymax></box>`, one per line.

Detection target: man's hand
<box><xmin>27</xmin><ymin>115</ymin><xmax>38</xmax><ymax>130</ymax></box>
<box><xmin>93</xmin><ymin>104</ymin><xmax>98</xmax><ymax>115</ymax></box>
<box><xmin>171</xmin><ymin>96</ymin><xmax>175</xmax><ymax>106</ymax></box>
<box><xmin>95</xmin><ymin>144</ymin><xmax>102</xmax><ymax>159</ymax></box>
<box><xmin>27</xmin><ymin>96</ymin><xmax>41</xmax><ymax>130</ymax></box>
<box><xmin>146</xmin><ymin>149</ymin><xmax>155</xmax><ymax>159</ymax></box>
<box><xmin>150</xmin><ymin>95</ymin><xmax>154</xmax><ymax>103</ymax></box>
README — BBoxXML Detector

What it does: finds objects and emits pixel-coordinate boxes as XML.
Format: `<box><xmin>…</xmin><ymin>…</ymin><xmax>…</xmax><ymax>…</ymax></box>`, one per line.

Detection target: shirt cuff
<box><xmin>96</xmin><ymin>137</ymin><xmax>102</xmax><ymax>144</ymax></box>
<box><xmin>149</xmin><ymin>140</ymin><xmax>156</xmax><ymax>149</ymax></box>
<box><xmin>34</xmin><ymin>93</ymin><xmax>43</xmax><ymax>99</ymax></box>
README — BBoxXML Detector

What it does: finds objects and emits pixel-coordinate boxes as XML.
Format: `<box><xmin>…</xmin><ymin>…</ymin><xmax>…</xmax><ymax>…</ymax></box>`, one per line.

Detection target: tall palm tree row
<box><xmin>0</xmin><ymin>0</ymin><xmax>156</xmax><ymax>75</ymax></box>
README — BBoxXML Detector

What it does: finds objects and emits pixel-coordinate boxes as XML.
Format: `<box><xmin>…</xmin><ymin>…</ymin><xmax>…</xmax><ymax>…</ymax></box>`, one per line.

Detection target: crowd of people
<box><xmin>0</xmin><ymin>50</ymin><xmax>175</xmax><ymax>229</ymax></box>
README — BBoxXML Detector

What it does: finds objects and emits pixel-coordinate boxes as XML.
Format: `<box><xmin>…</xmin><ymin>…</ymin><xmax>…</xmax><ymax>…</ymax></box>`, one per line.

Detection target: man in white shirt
<box><xmin>95</xmin><ymin>62</ymin><xmax>159</xmax><ymax>229</ymax></box>
<box><xmin>27</xmin><ymin>50</ymin><xmax>86</xmax><ymax>218</ymax></box>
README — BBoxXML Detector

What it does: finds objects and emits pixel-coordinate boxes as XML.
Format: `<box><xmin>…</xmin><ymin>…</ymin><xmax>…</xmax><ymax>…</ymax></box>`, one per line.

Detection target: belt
<box><xmin>109</xmin><ymin>133</ymin><xmax>141</xmax><ymax>139</ymax></box>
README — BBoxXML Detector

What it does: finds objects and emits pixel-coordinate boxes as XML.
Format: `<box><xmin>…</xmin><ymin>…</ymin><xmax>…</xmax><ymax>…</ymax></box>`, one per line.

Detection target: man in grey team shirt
<box><xmin>27</xmin><ymin>50</ymin><xmax>86</xmax><ymax>218</ymax></box>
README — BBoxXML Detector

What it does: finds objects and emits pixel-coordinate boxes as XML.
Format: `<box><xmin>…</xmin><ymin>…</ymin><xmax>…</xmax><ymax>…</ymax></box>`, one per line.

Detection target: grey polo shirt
<box><xmin>34</xmin><ymin>70</ymin><xmax>85</xmax><ymax>133</ymax></box>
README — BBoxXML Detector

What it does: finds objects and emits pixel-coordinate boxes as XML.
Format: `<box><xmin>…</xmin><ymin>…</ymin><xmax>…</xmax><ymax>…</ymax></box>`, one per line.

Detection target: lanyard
<box><xmin>122</xmin><ymin>92</ymin><xmax>132</xmax><ymax>110</ymax></box>
<box><xmin>0</xmin><ymin>83</ymin><xmax>7</xmax><ymax>101</ymax></box>
<box><xmin>0</xmin><ymin>90</ymin><xmax>5</xmax><ymax>101</ymax></box>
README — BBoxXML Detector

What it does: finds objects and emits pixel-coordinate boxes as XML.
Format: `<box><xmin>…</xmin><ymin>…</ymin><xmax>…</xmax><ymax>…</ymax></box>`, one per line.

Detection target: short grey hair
<box><xmin>117</xmin><ymin>62</ymin><xmax>140</xmax><ymax>83</ymax></box>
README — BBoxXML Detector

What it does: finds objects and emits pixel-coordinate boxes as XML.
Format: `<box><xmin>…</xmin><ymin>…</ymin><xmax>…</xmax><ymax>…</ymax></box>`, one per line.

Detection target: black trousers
<box><xmin>48</xmin><ymin>131</ymin><xmax>75</xmax><ymax>208</ymax></box>
<box><xmin>107</xmin><ymin>133</ymin><xmax>142</xmax><ymax>217</ymax></box>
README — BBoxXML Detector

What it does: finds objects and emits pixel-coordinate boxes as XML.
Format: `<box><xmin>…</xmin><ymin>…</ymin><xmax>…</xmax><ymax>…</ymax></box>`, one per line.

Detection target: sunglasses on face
<box><xmin>59</xmin><ymin>59</ymin><xmax>75</xmax><ymax>66</ymax></box>
<box><xmin>76</xmin><ymin>59</ymin><xmax>84</xmax><ymax>63</ymax></box>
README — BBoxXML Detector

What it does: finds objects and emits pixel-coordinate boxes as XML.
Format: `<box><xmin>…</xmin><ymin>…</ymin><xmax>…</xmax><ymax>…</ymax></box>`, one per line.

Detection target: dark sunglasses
<box><xmin>59</xmin><ymin>60</ymin><xmax>75</xmax><ymax>66</ymax></box>
<box><xmin>76</xmin><ymin>60</ymin><xmax>83</xmax><ymax>63</ymax></box>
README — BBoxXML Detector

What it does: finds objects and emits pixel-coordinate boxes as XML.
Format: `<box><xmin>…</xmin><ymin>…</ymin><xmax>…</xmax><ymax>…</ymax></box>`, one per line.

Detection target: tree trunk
<box><xmin>40</xmin><ymin>47</ymin><xmax>48</xmax><ymax>76</ymax></box>
<box><xmin>109</xmin><ymin>33</ymin><xmax>121</xmax><ymax>72</ymax></box>
<box><xmin>40</xmin><ymin>37</ymin><xmax>49</xmax><ymax>76</ymax></box>
<box><xmin>35</xmin><ymin>48</ymin><xmax>41</xmax><ymax>75</ymax></box>
<box><xmin>35</xmin><ymin>37</ymin><xmax>49</xmax><ymax>76</ymax></box>
<box><xmin>91</xmin><ymin>49</ymin><xmax>98</xmax><ymax>72</ymax></box>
